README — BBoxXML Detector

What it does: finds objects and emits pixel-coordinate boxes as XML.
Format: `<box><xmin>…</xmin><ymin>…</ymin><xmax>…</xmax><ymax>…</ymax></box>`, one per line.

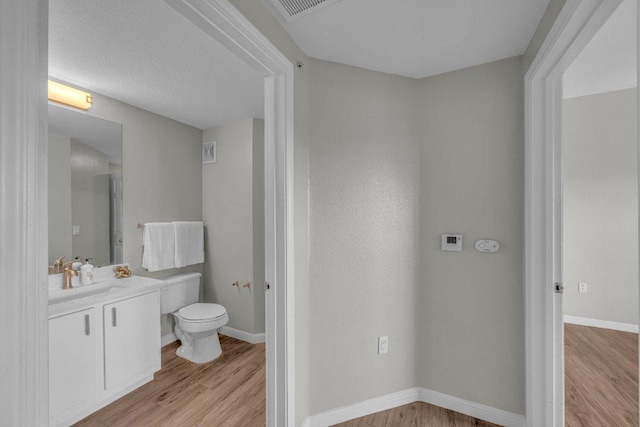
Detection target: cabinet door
<box><xmin>49</xmin><ymin>308</ymin><xmax>97</xmax><ymax>417</ymax></box>
<box><xmin>104</xmin><ymin>291</ymin><xmax>160</xmax><ymax>389</ymax></box>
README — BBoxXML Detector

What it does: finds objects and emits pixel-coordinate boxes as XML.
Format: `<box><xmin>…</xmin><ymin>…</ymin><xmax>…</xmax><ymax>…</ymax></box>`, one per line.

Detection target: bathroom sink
<box><xmin>49</xmin><ymin>281</ymin><xmax>131</xmax><ymax>305</ymax></box>
<box><xmin>47</xmin><ymin>270</ymin><xmax>167</xmax><ymax>318</ymax></box>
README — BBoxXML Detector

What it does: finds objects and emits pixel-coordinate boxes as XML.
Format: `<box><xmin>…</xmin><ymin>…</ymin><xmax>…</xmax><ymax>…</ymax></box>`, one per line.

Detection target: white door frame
<box><xmin>0</xmin><ymin>0</ymin><xmax>49</xmax><ymax>425</ymax></box>
<box><xmin>1</xmin><ymin>0</ymin><xmax>295</xmax><ymax>425</ymax></box>
<box><xmin>161</xmin><ymin>3</ymin><xmax>295</xmax><ymax>425</ymax></box>
<box><xmin>524</xmin><ymin>0</ymin><xmax>622</xmax><ymax>426</ymax></box>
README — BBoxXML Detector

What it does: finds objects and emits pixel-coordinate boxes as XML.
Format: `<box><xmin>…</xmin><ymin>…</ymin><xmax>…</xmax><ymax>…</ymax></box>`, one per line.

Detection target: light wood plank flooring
<box><xmin>75</xmin><ymin>335</ymin><xmax>265</xmax><ymax>427</ymax></box>
<box><xmin>334</xmin><ymin>402</ymin><xmax>499</xmax><ymax>427</ymax></box>
<box><xmin>76</xmin><ymin>325</ymin><xmax>638</xmax><ymax>426</ymax></box>
<box><xmin>565</xmin><ymin>323</ymin><xmax>638</xmax><ymax>426</ymax></box>
<box><xmin>75</xmin><ymin>335</ymin><xmax>502</xmax><ymax>427</ymax></box>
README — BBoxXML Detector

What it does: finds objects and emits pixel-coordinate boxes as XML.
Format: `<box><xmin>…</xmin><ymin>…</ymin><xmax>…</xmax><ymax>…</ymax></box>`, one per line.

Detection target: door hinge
<box><xmin>554</xmin><ymin>282</ymin><xmax>564</xmax><ymax>294</ymax></box>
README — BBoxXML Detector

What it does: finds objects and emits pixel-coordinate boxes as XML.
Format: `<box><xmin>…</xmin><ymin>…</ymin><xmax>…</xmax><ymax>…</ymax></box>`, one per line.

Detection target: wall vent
<box><xmin>267</xmin><ymin>0</ymin><xmax>342</xmax><ymax>22</ymax></box>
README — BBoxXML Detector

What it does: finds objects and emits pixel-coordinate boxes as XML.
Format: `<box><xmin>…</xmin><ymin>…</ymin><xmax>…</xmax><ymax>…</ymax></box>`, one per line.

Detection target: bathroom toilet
<box><xmin>159</xmin><ymin>272</ymin><xmax>229</xmax><ymax>363</ymax></box>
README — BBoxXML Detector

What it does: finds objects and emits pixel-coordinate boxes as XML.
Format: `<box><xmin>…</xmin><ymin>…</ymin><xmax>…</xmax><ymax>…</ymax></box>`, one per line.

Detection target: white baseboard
<box><xmin>564</xmin><ymin>315</ymin><xmax>638</xmax><ymax>333</ymax></box>
<box><xmin>305</xmin><ymin>387</ymin><xmax>524</xmax><ymax>427</ymax></box>
<box><xmin>419</xmin><ymin>388</ymin><xmax>525</xmax><ymax>427</ymax></box>
<box><xmin>307</xmin><ymin>388</ymin><xmax>420</xmax><ymax>426</ymax></box>
<box><xmin>161</xmin><ymin>332</ymin><xmax>178</xmax><ymax>347</ymax></box>
<box><xmin>219</xmin><ymin>326</ymin><xmax>265</xmax><ymax>344</ymax></box>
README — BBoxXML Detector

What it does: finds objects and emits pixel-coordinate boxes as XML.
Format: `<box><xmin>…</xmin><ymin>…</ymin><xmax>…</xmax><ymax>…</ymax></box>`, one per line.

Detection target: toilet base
<box><xmin>174</xmin><ymin>323</ymin><xmax>223</xmax><ymax>364</ymax></box>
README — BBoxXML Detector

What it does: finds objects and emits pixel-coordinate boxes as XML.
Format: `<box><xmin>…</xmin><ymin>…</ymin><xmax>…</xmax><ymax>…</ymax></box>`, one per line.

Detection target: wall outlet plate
<box><xmin>378</xmin><ymin>336</ymin><xmax>388</xmax><ymax>354</ymax></box>
<box><xmin>578</xmin><ymin>282</ymin><xmax>588</xmax><ymax>293</ymax></box>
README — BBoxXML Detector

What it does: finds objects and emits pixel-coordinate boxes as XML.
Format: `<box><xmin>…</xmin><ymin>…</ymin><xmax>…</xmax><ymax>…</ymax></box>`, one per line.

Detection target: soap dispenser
<box><xmin>80</xmin><ymin>258</ymin><xmax>94</xmax><ymax>285</ymax></box>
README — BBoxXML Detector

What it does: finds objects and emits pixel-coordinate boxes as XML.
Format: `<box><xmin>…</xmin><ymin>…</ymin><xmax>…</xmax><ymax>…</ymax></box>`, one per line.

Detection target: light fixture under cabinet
<box><xmin>48</xmin><ymin>80</ymin><xmax>93</xmax><ymax>110</ymax></box>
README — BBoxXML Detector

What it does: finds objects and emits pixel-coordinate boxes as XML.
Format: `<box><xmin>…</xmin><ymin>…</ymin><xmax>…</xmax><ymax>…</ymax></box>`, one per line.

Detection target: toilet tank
<box><xmin>158</xmin><ymin>272</ymin><xmax>201</xmax><ymax>314</ymax></box>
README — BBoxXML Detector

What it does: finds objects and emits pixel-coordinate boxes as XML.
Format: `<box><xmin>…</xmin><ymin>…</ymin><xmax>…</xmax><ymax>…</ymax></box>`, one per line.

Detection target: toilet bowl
<box><xmin>159</xmin><ymin>273</ymin><xmax>229</xmax><ymax>364</ymax></box>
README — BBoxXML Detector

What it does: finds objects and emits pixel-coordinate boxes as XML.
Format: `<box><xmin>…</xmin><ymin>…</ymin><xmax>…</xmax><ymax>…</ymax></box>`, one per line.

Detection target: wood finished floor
<box><xmin>75</xmin><ymin>335</ymin><xmax>265</xmax><ymax>427</ymax></box>
<box><xmin>76</xmin><ymin>325</ymin><xmax>639</xmax><ymax>426</ymax></box>
<box><xmin>333</xmin><ymin>402</ymin><xmax>499</xmax><ymax>427</ymax></box>
<box><xmin>565</xmin><ymin>323</ymin><xmax>638</xmax><ymax>426</ymax></box>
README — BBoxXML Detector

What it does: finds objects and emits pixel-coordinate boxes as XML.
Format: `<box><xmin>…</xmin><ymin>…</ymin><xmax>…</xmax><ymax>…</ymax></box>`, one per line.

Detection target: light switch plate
<box><xmin>72</xmin><ymin>225</ymin><xmax>80</xmax><ymax>236</ymax></box>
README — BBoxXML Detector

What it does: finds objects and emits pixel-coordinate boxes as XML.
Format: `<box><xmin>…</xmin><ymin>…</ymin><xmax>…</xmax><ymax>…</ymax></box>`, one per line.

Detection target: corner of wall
<box><xmin>417</xmin><ymin>56</ymin><xmax>525</xmax><ymax>415</ymax></box>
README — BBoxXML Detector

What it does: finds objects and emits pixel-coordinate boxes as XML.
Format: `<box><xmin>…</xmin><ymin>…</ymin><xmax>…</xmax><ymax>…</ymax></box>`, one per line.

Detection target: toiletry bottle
<box><xmin>80</xmin><ymin>258</ymin><xmax>94</xmax><ymax>285</ymax></box>
<box><xmin>71</xmin><ymin>256</ymin><xmax>83</xmax><ymax>271</ymax></box>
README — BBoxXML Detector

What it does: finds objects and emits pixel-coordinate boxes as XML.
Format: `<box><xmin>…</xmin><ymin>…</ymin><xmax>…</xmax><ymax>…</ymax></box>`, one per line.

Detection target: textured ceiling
<box><xmin>563</xmin><ymin>0</ymin><xmax>637</xmax><ymax>99</ymax></box>
<box><xmin>49</xmin><ymin>0</ymin><xmax>264</xmax><ymax>130</ymax></box>
<box><xmin>265</xmin><ymin>0</ymin><xmax>551</xmax><ymax>79</ymax></box>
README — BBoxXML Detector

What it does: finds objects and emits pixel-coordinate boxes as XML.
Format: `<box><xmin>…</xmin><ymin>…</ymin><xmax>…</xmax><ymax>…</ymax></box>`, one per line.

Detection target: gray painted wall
<box><xmin>308</xmin><ymin>58</ymin><xmax>421</xmax><ymax>414</ymax></box>
<box><xmin>230</xmin><ymin>2</ymin><xmax>529</xmax><ymax>420</ymax></box>
<box><xmin>418</xmin><ymin>57</ymin><xmax>525</xmax><ymax>415</ymax></box>
<box><xmin>563</xmin><ymin>88</ymin><xmax>638</xmax><ymax>325</ymax></box>
<box><xmin>88</xmin><ymin>91</ymin><xmax>203</xmax><ymax>337</ymax></box>
<box><xmin>208</xmin><ymin>3</ymin><xmax>534</xmax><ymax>423</ymax></box>
<box><xmin>202</xmin><ymin>118</ymin><xmax>265</xmax><ymax>334</ymax></box>
<box><xmin>87</xmin><ymin>92</ymin><xmax>203</xmax><ymax>276</ymax></box>
<box><xmin>48</xmin><ymin>133</ymin><xmax>72</xmax><ymax>264</ymax></box>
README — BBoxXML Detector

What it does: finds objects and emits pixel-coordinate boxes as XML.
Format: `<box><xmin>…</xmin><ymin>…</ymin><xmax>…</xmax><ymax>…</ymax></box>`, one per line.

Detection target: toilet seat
<box><xmin>178</xmin><ymin>303</ymin><xmax>226</xmax><ymax>322</ymax></box>
<box><xmin>174</xmin><ymin>303</ymin><xmax>229</xmax><ymax>335</ymax></box>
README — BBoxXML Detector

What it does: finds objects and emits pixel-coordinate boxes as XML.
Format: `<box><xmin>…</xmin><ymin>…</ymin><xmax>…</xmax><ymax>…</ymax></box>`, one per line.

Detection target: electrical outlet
<box><xmin>579</xmin><ymin>282</ymin><xmax>588</xmax><ymax>293</ymax></box>
<box><xmin>378</xmin><ymin>336</ymin><xmax>388</xmax><ymax>354</ymax></box>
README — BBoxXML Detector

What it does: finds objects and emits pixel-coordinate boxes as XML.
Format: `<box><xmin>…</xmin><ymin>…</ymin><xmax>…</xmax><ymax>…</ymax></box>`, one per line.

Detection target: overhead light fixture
<box><xmin>48</xmin><ymin>80</ymin><xmax>93</xmax><ymax>110</ymax></box>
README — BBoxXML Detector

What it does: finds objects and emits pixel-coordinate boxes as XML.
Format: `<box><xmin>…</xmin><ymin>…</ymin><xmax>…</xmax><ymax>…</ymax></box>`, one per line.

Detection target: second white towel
<box><xmin>174</xmin><ymin>221</ymin><xmax>204</xmax><ymax>268</ymax></box>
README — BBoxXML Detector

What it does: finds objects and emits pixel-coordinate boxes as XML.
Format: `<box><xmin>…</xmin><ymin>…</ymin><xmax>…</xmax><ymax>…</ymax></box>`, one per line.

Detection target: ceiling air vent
<box><xmin>267</xmin><ymin>0</ymin><xmax>342</xmax><ymax>22</ymax></box>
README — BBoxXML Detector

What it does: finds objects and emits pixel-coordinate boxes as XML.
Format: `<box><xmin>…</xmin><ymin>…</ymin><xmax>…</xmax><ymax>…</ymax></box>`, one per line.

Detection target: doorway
<box><xmin>524</xmin><ymin>0</ymin><xmax>636</xmax><ymax>425</ymax></box>
<box><xmin>0</xmin><ymin>0</ymin><xmax>294</xmax><ymax>425</ymax></box>
<box><xmin>561</xmin><ymin>1</ymin><xmax>639</xmax><ymax>420</ymax></box>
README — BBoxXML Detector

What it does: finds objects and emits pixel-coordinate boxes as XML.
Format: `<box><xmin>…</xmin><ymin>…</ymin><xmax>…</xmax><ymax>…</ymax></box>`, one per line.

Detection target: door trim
<box><xmin>162</xmin><ymin>2</ymin><xmax>296</xmax><ymax>425</ymax></box>
<box><xmin>524</xmin><ymin>0</ymin><xmax>622</xmax><ymax>425</ymax></box>
<box><xmin>1</xmin><ymin>0</ymin><xmax>295</xmax><ymax>425</ymax></box>
<box><xmin>0</xmin><ymin>0</ymin><xmax>49</xmax><ymax>424</ymax></box>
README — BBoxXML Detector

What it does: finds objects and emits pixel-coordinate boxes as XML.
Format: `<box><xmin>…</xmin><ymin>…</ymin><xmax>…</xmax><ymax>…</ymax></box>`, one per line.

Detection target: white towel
<box><xmin>173</xmin><ymin>221</ymin><xmax>204</xmax><ymax>268</ymax></box>
<box><xmin>141</xmin><ymin>222</ymin><xmax>176</xmax><ymax>272</ymax></box>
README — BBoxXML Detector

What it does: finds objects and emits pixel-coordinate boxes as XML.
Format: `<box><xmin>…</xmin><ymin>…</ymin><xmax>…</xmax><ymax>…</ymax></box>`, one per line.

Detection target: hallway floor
<box><xmin>565</xmin><ymin>323</ymin><xmax>638</xmax><ymax>426</ymax></box>
<box><xmin>334</xmin><ymin>402</ymin><xmax>499</xmax><ymax>426</ymax></box>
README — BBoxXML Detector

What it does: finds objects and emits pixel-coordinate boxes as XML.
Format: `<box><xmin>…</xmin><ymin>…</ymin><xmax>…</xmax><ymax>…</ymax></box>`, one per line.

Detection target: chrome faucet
<box><xmin>62</xmin><ymin>261</ymin><xmax>77</xmax><ymax>289</ymax></box>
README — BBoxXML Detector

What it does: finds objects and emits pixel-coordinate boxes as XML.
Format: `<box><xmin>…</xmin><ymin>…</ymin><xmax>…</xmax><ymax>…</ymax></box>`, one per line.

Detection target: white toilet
<box><xmin>160</xmin><ymin>272</ymin><xmax>229</xmax><ymax>364</ymax></box>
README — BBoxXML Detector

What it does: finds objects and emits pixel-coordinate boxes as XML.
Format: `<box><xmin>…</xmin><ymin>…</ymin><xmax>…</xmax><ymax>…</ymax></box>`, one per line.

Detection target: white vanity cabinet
<box><xmin>48</xmin><ymin>280</ymin><xmax>163</xmax><ymax>427</ymax></box>
<box><xmin>49</xmin><ymin>308</ymin><xmax>98</xmax><ymax>418</ymax></box>
<box><xmin>104</xmin><ymin>292</ymin><xmax>161</xmax><ymax>389</ymax></box>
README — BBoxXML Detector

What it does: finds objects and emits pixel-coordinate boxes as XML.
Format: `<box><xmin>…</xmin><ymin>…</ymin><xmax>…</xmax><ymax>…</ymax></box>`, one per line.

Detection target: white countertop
<box><xmin>48</xmin><ymin>275</ymin><xmax>166</xmax><ymax>318</ymax></box>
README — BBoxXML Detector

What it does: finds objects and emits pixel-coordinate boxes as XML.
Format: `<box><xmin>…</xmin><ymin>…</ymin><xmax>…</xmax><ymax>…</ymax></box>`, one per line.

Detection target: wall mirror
<box><xmin>48</xmin><ymin>104</ymin><xmax>123</xmax><ymax>271</ymax></box>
